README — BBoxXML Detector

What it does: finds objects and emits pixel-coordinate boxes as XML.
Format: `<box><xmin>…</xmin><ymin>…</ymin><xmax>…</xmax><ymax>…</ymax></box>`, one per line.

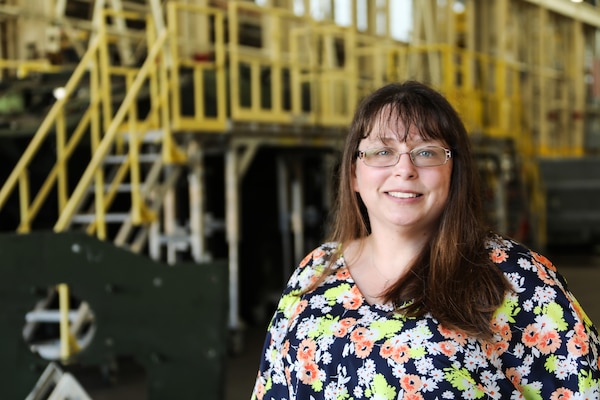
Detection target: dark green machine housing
<box><xmin>0</xmin><ymin>231</ymin><xmax>228</xmax><ymax>399</ymax></box>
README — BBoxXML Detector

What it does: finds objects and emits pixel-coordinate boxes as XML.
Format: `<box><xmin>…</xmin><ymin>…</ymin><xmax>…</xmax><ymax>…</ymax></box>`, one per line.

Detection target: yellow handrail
<box><xmin>54</xmin><ymin>28</ymin><xmax>169</xmax><ymax>232</ymax></box>
<box><xmin>0</xmin><ymin>34</ymin><xmax>104</xmax><ymax>226</ymax></box>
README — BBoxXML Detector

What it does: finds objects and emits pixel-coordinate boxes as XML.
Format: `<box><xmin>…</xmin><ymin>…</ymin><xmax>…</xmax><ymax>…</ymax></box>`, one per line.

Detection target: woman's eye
<box><xmin>374</xmin><ymin>148</ymin><xmax>393</xmax><ymax>157</ymax></box>
<box><xmin>415</xmin><ymin>149</ymin><xmax>434</xmax><ymax>157</ymax></box>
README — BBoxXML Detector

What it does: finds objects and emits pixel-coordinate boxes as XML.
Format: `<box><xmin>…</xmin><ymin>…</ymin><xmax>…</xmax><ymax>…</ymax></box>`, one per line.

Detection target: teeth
<box><xmin>388</xmin><ymin>192</ymin><xmax>419</xmax><ymax>198</ymax></box>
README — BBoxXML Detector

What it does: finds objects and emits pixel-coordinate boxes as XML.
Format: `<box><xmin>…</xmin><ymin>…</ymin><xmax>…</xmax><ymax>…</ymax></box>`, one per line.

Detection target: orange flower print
<box><xmin>392</xmin><ymin>343</ymin><xmax>410</xmax><ymax>364</ymax></box>
<box><xmin>290</xmin><ymin>300</ymin><xmax>308</xmax><ymax>321</ymax></box>
<box><xmin>484</xmin><ymin>340</ymin><xmax>509</xmax><ymax>358</ymax></box>
<box><xmin>340</xmin><ymin>317</ymin><xmax>356</xmax><ymax>328</ymax></box>
<box><xmin>333</xmin><ymin>317</ymin><xmax>356</xmax><ymax>337</ymax></box>
<box><xmin>535</xmin><ymin>265</ymin><xmax>556</xmax><ymax>286</ymax></box>
<box><xmin>285</xmin><ymin>366</ymin><xmax>291</xmax><ymax>385</ymax></box>
<box><xmin>567</xmin><ymin>333</ymin><xmax>589</xmax><ymax>356</ymax></box>
<box><xmin>538</xmin><ymin>330</ymin><xmax>562</xmax><ymax>354</ymax></box>
<box><xmin>497</xmin><ymin>323</ymin><xmax>512</xmax><ymax>342</ymax></box>
<box><xmin>380</xmin><ymin>340</ymin><xmax>394</xmax><ymax>359</ymax></box>
<box><xmin>439</xmin><ymin>341</ymin><xmax>457</xmax><ymax>357</ymax></box>
<box><xmin>354</xmin><ymin>338</ymin><xmax>374</xmax><ymax>358</ymax></box>
<box><xmin>300</xmin><ymin>251</ymin><xmax>314</xmax><ymax>268</ymax></box>
<box><xmin>333</xmin><ymin>324</ymin><xmax>349</xmax><ymax>337</ymax></box>
<box><xmin>438</xmin><ymin>325</ymin><xmax>468</xmax><ymax>345</ymax></box>
<box><xmin>282</xmin><ymin>340</ymin><xmax>290</xmax><ymax>357</ymax></box>
<box><xmin>490</xmin><ymin>248</ymin><xmax>508</xmax><ymax>263</ymax></box>
<box><xmin>298</xmin><ymin>360</ymin><xmax>320</xmax><ymax>385</ymax></box>
<box><xmin>253</xmin><ymin>374</ymin><xmax>265</xmax><ymax>400</ymax></box>
<box><xmin>522</xmin><ymin>324</ymin><xmax>540</xmax><ymax>347</ymax></box>
<box><xmin>574</xmin><ymin>322</ymin><xmax>586</xmax><ymax>336</ymax></box>
<box><xmin>505</xmin><ymin>367</ymin><xmax>523</xmax><ymax>391</ymax></box>
<box><xmin>350</xmin><ymin>327</ymin><xmax>374</xmax><ymax>358</ymax></box>
<box><xmin>400</xmin><ymin>374</ymin><xmax>423</xmax><ymax>392</ymax></box>
<box><xmin>350</xmin><ymin>327</ymin><xmax>368</xmax><ymax>342</ymax></box>
<box><xmin>550</xmin><ymin>387</ymin><xmax>574</xmax><ymax>400</ymax></box>
<box><xmin>298</xmin><ymin>338</ymin><xmax>317</xmax><ymax>361</ymax></box>
<box><xmin>342</xmin><ymin>285</ymin><xmax>364</xmax><ymax>310</ymax></box>
<box><xmin>336</xmin><ymin>267</ymin><xmax>351</xmax><ymax>280</ymax></box>
<box><xmin>532</xmin><ymin>251</ymin><xmax>557</xmax><ymax>272</ymax></box>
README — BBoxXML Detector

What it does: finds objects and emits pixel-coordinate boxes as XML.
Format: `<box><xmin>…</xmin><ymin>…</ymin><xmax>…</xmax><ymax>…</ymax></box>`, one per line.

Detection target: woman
<box><xmin>251</xmin><ymin>81</ymin><xmax>600</xmax><ymax>399</ymax></box>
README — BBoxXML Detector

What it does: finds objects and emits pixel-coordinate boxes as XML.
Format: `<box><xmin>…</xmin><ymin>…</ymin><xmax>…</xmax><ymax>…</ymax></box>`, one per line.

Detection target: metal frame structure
<box><xmin>1</xmin><ymin>0</ymin><xmax>600</xmax><ymax>344</ymax></box>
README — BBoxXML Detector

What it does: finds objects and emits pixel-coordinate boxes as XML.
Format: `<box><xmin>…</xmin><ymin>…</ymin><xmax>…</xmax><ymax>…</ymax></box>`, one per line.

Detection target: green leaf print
<box><xmin>409</xmin><ymin>345</ymin><xmax>426</xmax><ymax>359</ymax></box>
<box><xmin>364</xmin><ymin>374</ymin><xmax>397</xmax><ymax>400</ymax></box>
<box><xmin>311</xmin><ymin>377</ymin><xmax>323</xmax><ymax>392</ymax></box>
<box><xmin>579</xmin><ymin>369</ymin><xmax>599</xmax><ymax>393</ymax></box>
<box><xmin>545</xmin><ymin>302</ymin><xmax>568</xmax><ymax>331</ymax></box>
<box><xmin>544</xmin><ymin>354</ymin><xmax>558</xmax><ymax>372</ymax></box>
<box><xmin>369</xmin><ymin>320</ymin><xmax>404</xmax><ymax>341</ymax></box>
<box><xmin>494</xmin><ymin>295</ymin><xmax>520</xmax><ymax>323</ymax></box>
<box><xmin>444</xmin><ymin>366</ymin><xmax>484</xmax><ymax>398</ymax></box>
<box><xmin>520</xmin><ymin>383</ymin><xmax>542</xmax><ymax>400</ymax></box>
<box><xmin>279</xmin><ymin>293</ymin><xmax>300</xmax><ymax>318</ymax></box>
<box><xmin>311</xmin><ymin>314</ymin><xmax>339</xmax><ymax>338</ymax></box>
<box><xmin>324</xmin><ymin>283</ymin><xmax>352</xmax><ymax>306</ymax></box>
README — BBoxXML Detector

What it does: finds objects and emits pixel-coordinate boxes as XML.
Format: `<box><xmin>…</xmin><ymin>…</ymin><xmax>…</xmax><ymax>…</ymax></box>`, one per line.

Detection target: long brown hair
<box><xmin>324</xmin><ymin>81</ymin><xmax>511</xmax><ymax>340</ymax></box>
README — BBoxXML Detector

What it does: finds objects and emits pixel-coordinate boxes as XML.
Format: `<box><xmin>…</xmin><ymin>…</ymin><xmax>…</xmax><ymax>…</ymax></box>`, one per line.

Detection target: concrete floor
<box><xmin>60</xmin><ymin>246</ymin><xmax>600</xmax><ymax>400</ymax></box>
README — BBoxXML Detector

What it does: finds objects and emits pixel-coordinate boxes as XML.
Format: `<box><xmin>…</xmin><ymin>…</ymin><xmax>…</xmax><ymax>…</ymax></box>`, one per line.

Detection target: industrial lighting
<box><xmin>53</xmin><ymin>87</ymin><xmax>66</xmax><ymax>100</ymax></box>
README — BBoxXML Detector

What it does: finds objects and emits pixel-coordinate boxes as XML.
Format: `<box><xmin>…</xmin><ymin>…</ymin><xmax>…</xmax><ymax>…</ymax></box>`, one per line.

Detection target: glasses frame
<box><xmin>356</xmin><ymin>145</ymin><xmax>452</xmax><ymax>168</ymax></box>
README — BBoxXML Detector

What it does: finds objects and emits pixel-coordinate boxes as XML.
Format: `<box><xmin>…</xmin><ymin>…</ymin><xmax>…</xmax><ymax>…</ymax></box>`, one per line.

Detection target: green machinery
<box><xmin>0</xmin><ymin>231</ymin><xmax>228</xmax><ymax>399</ymax></box>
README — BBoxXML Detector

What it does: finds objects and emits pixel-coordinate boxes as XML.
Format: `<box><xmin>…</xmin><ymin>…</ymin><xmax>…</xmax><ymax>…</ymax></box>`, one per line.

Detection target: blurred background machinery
<box><xmin>0</xmin><ymin>0</ymin><xmax>599</xmax><ymax>398</ymax></box>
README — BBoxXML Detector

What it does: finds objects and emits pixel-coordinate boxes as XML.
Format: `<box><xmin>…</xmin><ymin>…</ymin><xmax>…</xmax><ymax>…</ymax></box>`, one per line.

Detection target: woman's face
<box><xmin>352</xmin><ymin>116</ymin><xmax>453</xmax><ymax>236</ymax></box>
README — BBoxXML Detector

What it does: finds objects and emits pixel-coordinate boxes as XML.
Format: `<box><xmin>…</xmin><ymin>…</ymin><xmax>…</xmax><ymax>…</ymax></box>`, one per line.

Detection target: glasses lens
<box><xmin>362</xmin><ymin>148</ymin><xmax>398</xmax><ymax>167</ymax></box>
<box><xmin>411</xmin><ymin>146</ymin><xmax>448</xmax><ymax>167</ymax></box>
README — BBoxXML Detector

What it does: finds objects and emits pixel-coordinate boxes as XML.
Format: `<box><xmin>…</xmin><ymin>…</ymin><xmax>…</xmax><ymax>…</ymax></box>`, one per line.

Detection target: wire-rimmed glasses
<box><xmin>357</xmin><ymin>146</ymin><xmax>452</xmax><ymax>168</ymax></box>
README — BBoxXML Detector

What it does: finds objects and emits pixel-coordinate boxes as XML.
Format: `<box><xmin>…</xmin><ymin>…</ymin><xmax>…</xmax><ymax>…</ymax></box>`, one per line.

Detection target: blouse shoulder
<box><xmin>485</xmin><ymin>233</ymin><xmax>558</xmax><ymax>277</ymax></box>
<box><xmin>285</xmin><ymin>242</ymin><xmax>342</xmax><ymax>293</ymax></box>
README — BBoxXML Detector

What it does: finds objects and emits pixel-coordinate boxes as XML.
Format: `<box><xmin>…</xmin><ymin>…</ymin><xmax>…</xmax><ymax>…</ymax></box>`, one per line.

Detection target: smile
<box><xmin>387</xmin><ymin>192</ymin><xmax>421</xmax><ymax>199</ymax></box>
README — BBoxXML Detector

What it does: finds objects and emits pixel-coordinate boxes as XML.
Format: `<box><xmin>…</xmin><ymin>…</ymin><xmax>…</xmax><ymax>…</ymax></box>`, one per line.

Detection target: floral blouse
<box><xmin>251</xmin><ymin>236</ymin><xmax>600</xmax><ymax>400</ymax></box>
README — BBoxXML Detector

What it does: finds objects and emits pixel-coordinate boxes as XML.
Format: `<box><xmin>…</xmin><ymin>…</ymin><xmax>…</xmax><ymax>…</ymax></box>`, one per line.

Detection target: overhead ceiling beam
<box><xmin>522</xmin><ymin>0</ymin><xmax>600</xmax><ymax>28</ymax></box>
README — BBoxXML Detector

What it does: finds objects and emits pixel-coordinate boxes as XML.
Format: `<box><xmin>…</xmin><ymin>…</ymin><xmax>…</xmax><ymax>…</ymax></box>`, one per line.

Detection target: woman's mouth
<box><xmin>387</xmin><ymin>191</ymin><xmax>421</xmax><ymax>199</ymax></box>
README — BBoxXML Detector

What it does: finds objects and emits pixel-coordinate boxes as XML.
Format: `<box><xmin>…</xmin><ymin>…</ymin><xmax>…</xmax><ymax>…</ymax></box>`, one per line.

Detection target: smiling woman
<box><xmin>250</xmin><ymin>81</ymin><xmax>600</xmax><ymax>400</ymax></box>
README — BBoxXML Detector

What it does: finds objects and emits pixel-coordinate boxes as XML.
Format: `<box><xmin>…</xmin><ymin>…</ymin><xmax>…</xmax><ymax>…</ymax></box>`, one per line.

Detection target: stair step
<box><xmin>158</xmin><ymin>233</ymin><xmax>192</xmax><ymax>246</ymax></box>
<box><xmin>87</xmin><ymin>184</ymin><xmax>140</xmax><ymax>193</ymax></box>
<box><xmin>104</xmin><ymin>153</ymin><xmax>161</xmax><ymax>164</ymax></box>
<box><xmin>120</xmin><ymin>128</ymin><xmax>164</xmax><ymax>143</ymax></box>
<box><xmin>72</xmin><ymin>213</ymin><xmax>130</xmax><ymax>223</ymax></box>
<box><xmin>25</xmin><ymin>310</ymin><xmax>79</xmax><ymax>323</ymax></box>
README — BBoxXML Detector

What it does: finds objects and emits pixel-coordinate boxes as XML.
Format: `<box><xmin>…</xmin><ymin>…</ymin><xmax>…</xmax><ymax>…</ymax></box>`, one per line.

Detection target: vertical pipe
<box><xmin>164</xmin><ymin>171</ymin><xmax>177</xmax><ymax>265</ymax></box>
<box><xmin>225</xmin><ymin>147</ymin><xmax>240</xmax><ymax>331</ymax></box>
<box><xmin>189</xmin><ymin>142</ymin><xmax>206</xmax><ymax>262</ymax></box>
<box><xmin>291</xmin><ymin>161</ymin><xmax>304</xmax><ymax>264</ymax></box>
<box><xmin>57</xmin><ymin>283</ymin><xmax>71</xmax><ymax>361</ymax></box>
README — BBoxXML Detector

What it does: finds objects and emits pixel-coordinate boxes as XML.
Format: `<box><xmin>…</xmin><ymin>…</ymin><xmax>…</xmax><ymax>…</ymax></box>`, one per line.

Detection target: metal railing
<box><xmin>0</xmin><ymin>1</ymin><xmax>579</xmax><ymax>248</ymax></box>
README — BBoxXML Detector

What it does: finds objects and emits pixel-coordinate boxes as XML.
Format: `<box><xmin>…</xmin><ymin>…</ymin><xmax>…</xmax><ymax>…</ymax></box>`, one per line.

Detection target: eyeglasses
<box><xmin>357</xmin><ymin>146</ymin><xmax>452</xmax><ymax>168</ymax></box>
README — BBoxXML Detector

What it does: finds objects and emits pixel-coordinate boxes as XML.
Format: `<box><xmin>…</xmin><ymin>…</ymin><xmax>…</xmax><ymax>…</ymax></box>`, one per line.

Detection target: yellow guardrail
<box><xmin>0</xmin><ymin>9</ymin><xmax>170</xmax><ymax>238</ymax></box>
<box><xmin>0</xmin><ymin>1</ymin><xmax>586</xmax><ymax>248</ymax></box>
<box><xmin>168</xmin><ymin>2</ymin><xmax>227</xmax><ymax>132</ymax></box>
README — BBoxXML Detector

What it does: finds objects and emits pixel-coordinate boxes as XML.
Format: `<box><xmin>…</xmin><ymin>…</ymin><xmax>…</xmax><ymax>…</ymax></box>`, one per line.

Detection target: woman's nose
<box><xmin>393</xmin><ymin>153</ymin><xmax>417</xmax><ymax>177</ymax></box>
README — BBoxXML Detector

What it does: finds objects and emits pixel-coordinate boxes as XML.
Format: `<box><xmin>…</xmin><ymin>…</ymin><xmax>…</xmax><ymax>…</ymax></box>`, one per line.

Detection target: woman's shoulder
<box><xmin>485</xmin><ymin>232</ymin><xmax>562</xmax><ymax>284</ymax></box>
<box><xmin>286</xmin><ymin>242</ymin><xmax>343</xmax><ymax>291</ymax></box>
<box><xmin>298</xmin><ymin>242</ymin><xmax>341</xmax><ymax>269</ymax></box>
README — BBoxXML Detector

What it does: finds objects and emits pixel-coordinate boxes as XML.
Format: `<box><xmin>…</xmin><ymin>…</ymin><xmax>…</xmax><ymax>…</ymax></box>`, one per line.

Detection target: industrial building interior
<box><xmin>0</xmin><ymin>0</ymin><xmax>599</xmax><ymax>398</ymax></box>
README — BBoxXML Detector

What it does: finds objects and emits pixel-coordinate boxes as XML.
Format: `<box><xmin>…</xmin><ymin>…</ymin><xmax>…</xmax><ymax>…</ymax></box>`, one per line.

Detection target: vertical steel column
<box><xmin>225</xmin><ymin>147</ymin><xmax>240</xmax><ymax>331</ymax></box>
<box><xmin>291</xmin><ymin>160</ymin><xmax>305</xmax><ymax>265</ymax></box>
<box><xmin>188</xmin><ymin>141</ymin><xmax>208</xmax><ymax>262</ymax></box>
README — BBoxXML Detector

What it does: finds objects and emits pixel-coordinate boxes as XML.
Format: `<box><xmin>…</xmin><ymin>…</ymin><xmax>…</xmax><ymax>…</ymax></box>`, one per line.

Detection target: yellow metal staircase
<box><xmin>0</xmin><ymin>4</ymin><xmax>227</xmax><ymax>261</ymax></box>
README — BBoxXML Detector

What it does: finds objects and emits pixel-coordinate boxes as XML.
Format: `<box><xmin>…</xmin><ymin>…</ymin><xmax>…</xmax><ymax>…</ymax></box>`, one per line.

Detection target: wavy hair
<box><xmin>322</xmin><ymin>81</ymin><xmax>511</xmax><ymax>339</ymax></box>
